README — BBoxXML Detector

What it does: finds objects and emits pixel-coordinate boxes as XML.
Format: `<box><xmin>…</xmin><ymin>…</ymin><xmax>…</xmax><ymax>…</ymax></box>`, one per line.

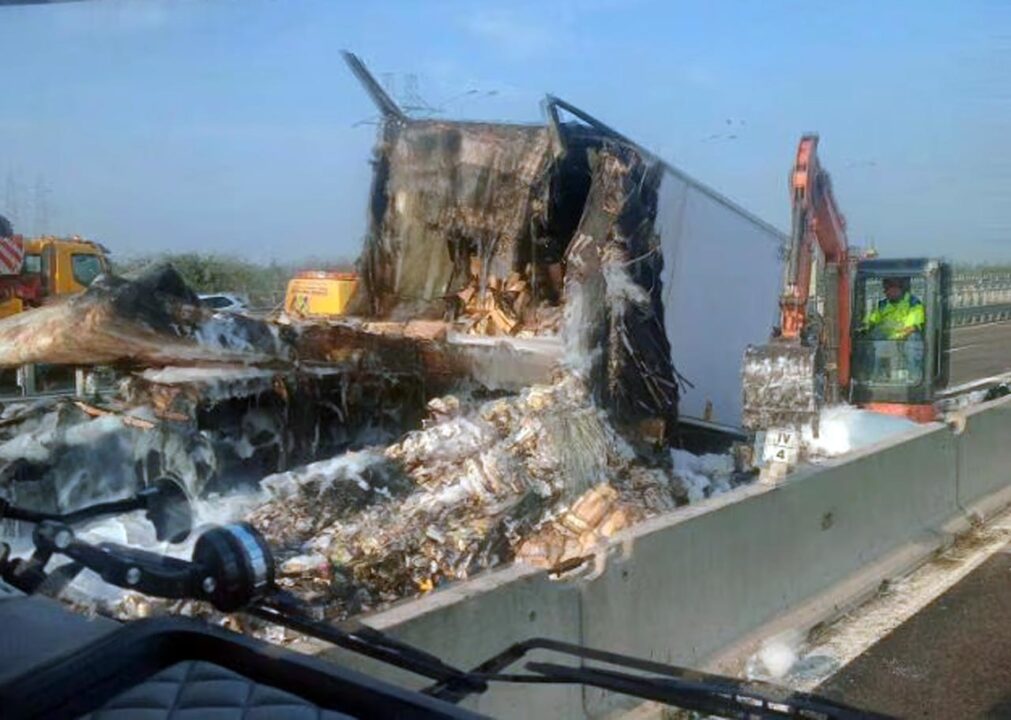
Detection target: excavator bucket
<box><xmin>742</xmin><ymin>343</ymin><xmax>822</xmax><ymax>432</ymax></box>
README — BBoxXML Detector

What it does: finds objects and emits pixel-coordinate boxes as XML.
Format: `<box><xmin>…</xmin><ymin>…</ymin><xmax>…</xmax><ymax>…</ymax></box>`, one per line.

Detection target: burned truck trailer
<box><xmin>0</xmin><ymin>57</ymin><xmax>785</xmax><ymax>524</ymax></box>
<box><xmin>344</xmin><ymin>53</ymin><xmax>785</xmax><ymax>431</ymax></box>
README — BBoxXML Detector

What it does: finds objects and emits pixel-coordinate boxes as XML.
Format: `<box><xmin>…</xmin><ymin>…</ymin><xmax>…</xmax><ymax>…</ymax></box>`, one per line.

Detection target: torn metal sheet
<box><xmin>561</xmin><ymin>146</ymin><xmax>678</xmax><ymax>441</ymax></box>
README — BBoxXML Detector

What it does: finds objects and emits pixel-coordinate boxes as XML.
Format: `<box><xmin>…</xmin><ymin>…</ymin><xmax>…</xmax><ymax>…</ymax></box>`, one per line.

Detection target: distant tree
<box><xmin>113</xmin><ymin>253</ymin><xmax>355</xmax><ymax>308</ymax></box>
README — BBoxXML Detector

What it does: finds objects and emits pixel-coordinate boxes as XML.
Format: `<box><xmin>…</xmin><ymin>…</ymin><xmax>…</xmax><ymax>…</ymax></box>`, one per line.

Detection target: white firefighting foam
<box><xmin>804</xmin><ymin>405</ymin><xmax>921</xmax><ymax>458</ymax></box>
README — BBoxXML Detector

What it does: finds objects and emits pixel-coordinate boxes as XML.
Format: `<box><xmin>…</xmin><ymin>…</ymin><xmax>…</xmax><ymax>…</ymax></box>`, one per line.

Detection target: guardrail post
<box><xmin>16</xmin><ymin>364</ymin><xmax>36</xmax><ymax>397</ymax></box>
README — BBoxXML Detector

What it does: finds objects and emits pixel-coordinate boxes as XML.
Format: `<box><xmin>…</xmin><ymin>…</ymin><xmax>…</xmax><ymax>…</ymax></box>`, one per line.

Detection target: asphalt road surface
<box><xmin>817</xmin><ymin>545</ymin><xmax>1011</xmax><ymax>719</ymax></box>
<box><xmin>948</xmin><ymin>322</ymin><xmax>1011</xmax><ymax>390</ymax></box>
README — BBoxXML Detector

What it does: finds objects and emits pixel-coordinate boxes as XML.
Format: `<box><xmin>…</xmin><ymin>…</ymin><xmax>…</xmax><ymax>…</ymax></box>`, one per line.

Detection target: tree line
<box><xmin>113</xmin><ymin>253</ymin><xmax>355</xmax><ymax>308</ymax></box>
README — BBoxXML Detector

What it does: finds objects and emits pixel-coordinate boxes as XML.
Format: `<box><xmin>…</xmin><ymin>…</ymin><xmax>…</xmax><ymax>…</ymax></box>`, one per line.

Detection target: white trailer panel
<box><xmin>656</xmin><ymin>166</ymin><xmax>785</xmax><ymax>425</ymax></box>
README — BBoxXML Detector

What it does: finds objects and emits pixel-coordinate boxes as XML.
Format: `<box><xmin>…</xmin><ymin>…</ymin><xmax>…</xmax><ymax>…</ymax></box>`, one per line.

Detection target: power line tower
<box><xmin>378</xmin><ymin>72</ymin><xmax>436</xmax><ymax>117</ymax></box>
<box><xmin>4</xmin><ymin>170</ymin><xmax>23</xmax><ymax>228</ymax></box>
<box><xmin>345</xmin><ymin>54</ymin><xmax>496</xmax><ymax>126</ymax></box>
<box><xmin>399</xmin><ymin>73</ymin><xmax>437</xmax><ymax>117</ymax></box>
<box><xmin>33</xmin><ymin>175</ymin><xmax>52</xmax><ymax>236</ymax></box>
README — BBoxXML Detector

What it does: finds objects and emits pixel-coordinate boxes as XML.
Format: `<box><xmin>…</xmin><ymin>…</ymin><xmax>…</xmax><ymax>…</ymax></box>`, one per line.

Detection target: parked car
<box><xmin>198</xmin><ymin>292</ymin><xmax>249</xmax><ymax>313</ymax></box>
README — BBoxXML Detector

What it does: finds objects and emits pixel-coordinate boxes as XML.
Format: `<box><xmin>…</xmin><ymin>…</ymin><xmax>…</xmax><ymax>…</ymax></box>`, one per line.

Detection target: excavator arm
<box><xmin>779</xmin><ymin>134</ymin><xmax>853</xmax><ymax>388</ymax></box>
<box><xmin>742</xmin><ymin>135</ymin><xmax>853</xmax><ymax>431</ymax></box>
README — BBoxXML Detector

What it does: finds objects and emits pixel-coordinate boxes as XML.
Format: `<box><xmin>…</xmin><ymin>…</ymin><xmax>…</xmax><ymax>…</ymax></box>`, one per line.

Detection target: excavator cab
<box><xmin>849</xmin><ymin>258</ymin><xmax>950</xmax><ymax>419</ymax></box>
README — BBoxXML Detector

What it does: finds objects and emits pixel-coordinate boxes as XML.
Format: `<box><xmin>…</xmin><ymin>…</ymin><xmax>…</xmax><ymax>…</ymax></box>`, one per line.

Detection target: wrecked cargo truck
<box><xmin>0</xmin><ymin>57</ymin><xmax>787</xmax><ymax>622</ymax></box>
<box><xmin>344</xmin><ymin>53</ymin><xmax>786</xmax><ymax>430</ymax></box>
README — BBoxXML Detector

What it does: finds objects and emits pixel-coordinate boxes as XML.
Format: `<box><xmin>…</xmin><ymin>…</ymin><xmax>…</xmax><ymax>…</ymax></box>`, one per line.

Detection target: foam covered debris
<box><xmin>244</xmin><ymin>373</ymin><xmax>690</xmax><ymax>618</ymax></box>
<box><xmin>804</xmin><ymin>405</ymin><xmax>920</xmax><ymax>458</ymax></box>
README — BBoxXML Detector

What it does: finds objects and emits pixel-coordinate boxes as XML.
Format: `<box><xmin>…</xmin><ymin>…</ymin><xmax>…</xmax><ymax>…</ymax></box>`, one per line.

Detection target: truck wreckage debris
<box><xmin>0</xmin><ymin>68</ymin><xmax>754</xmax><ymax>626</ymax></box>
<box><xmin>250</xmin><ymin>374</ymin><xmax>682</xmax><ymax>619</ymax></box>
<box><xmin>92</xmin><ymin>370</ymin><xmax>739</xmax><ymax>627</ymax></box>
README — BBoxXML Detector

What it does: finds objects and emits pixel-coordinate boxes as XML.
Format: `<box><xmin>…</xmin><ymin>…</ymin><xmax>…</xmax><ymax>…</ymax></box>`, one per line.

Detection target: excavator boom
<box><xmin>742</xmin><ymin>135</ymin><xmax>852</xmax><ymax>431</ymax></box>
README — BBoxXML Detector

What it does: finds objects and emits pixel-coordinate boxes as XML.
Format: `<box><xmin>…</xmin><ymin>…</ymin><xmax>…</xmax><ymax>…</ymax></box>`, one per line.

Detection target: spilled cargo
<box><xmin>0</xmin><ymin>54</ymin><xmax>790</xmax><ymax>627</ymax></box>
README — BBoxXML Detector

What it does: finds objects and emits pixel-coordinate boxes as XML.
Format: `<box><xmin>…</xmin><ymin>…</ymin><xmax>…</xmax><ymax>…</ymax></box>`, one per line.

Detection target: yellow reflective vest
<box><xmin>864</xmin><ymin>292</ymin><xmax>926</xmax><ymax>339</ymax></box>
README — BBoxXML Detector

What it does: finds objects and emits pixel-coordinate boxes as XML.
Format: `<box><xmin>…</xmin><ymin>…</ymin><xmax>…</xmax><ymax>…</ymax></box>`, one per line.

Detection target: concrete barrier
<box><xmin>955</xmin><ymin>394</ymin><xmax>1011</xmax><ymax>516</ymax></box>
<box><xmin>318</xmin><ymin>562</ymin><xmax>585</xmax><ymax>718</ymax></box>
<box><xmin>579</xmin><ymin>423</ymin><xmax>958</xmax><ymax>715</ymax></box>
<box><xmin>312</xmin><ymin>399</ymin><xmax>1011</xmax><ymax>718</ymax></box>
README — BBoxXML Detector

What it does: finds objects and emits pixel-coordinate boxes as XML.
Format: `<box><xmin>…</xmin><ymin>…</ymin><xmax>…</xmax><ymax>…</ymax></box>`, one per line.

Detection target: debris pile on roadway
<box><xmin>249</xmin><ymin>373</ymin><xmax>686</xmax><ymax>619</ymax></box>
<box><xmin>91</xmin><ymin>370</ymin><xmax>743</xmax><ymax>628</ymax></box>
<box><xmin>223</xmin><ymin>127</ymin><xmax>703</xmax><ymax>618</ymax></box>
<box><xmin>0</xmin><ymin>85</ymin><xmax>759</xmax><ymax>630</ymax></box>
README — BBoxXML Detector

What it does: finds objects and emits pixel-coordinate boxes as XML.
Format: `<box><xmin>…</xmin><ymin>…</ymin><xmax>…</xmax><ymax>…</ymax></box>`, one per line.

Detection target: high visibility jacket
<box><xmin>864</xmin><ymin>292</ymin><xmax>925</xmax><ymax>339</ymax></box>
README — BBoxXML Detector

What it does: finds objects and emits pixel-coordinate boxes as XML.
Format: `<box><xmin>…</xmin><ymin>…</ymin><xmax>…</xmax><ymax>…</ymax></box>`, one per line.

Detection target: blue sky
<box><xmin>1</xmin><ymin>0</ymin><xmax>1007</xmax><ymax>263</ymax></box>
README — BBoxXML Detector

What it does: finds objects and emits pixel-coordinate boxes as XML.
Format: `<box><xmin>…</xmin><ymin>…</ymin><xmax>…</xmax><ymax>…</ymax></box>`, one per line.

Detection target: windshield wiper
<box><xmin>427</xmin><ymin>637</ymin><xmax>893</xmax><ymax>719</ymax></box>
<box><xmin>248</xmin><ymin>597</ymin><xmax>486</xmax><ymax>695</ymax></box>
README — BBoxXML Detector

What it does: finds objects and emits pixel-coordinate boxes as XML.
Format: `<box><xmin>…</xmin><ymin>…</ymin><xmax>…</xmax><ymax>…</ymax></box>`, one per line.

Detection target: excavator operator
<box><xmin>861</xmin><ymin>277</ymin><xmax>926</xmax><ymax>378</ymax></box>
<box><xmin>865</xmin><ymin>277</ymin><xmax>925</xmax><ymax>339</ymax></box>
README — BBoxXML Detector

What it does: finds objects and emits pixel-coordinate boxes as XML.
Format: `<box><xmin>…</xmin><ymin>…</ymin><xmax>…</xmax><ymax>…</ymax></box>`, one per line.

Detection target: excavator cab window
<box><xmin>849</xmin><ymin>261</ymin><xmax>948</xmax><ymax>407</ymax></box>
<box><xmin>852</xmin><ymin>275</ymin><xmax>929</xmax><ymax>387</ymax></box>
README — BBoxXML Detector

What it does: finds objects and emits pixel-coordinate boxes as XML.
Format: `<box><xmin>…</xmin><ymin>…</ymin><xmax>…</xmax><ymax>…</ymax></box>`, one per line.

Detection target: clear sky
<box><xmin>1</xmin><ymin>0</ymin><xmax>1007</xmax><ymax>263</ymax></box>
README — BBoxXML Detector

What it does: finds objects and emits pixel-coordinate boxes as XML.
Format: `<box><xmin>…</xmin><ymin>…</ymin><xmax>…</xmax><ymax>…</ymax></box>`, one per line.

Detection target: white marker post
<box><xmin>759</xmin><ymin>427</ymin><xmax>801</xmax><ymax>484</ymax></box>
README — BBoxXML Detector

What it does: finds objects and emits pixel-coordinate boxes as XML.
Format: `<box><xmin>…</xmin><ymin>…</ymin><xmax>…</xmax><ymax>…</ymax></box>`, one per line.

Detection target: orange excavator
<box><xmin>742</xmin><ymin>135</ymin><xmax>951</xmax><ymax>432</ymax></box>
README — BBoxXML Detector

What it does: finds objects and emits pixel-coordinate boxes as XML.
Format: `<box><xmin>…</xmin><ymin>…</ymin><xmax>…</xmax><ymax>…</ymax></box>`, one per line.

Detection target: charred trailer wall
<box><xmin>350</xmin><ymin>121</ymin><xmax>554</xmax><ymax>320</ymax></box>
<box><xmin>562</xmin><ymin>144</ymin><xmax>678</xmax><ymax>443</ymax></box>
<box><xmin>348</xmin><ymin>111</ymin><xmax>680</xmax><ymax>440</ymax></box>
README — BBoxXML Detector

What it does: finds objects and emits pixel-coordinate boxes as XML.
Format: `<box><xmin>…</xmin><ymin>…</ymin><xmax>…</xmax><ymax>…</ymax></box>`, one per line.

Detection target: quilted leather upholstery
<box><xmin>0</xmin><ymin>596</ymin><xmax>118</xmax><ymax>687</ymax></box>
<box><xmin>78</xmin><ymin>660</ymin><xmax>357</xmax><ymax>720</ymax></box>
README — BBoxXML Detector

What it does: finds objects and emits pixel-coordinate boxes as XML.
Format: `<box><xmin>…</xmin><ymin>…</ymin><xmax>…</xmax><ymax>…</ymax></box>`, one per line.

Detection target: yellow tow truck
<box><xmin>0</xmin><ymin>236</ymin><xmax>110</xmax><ymax>319</ymax></box>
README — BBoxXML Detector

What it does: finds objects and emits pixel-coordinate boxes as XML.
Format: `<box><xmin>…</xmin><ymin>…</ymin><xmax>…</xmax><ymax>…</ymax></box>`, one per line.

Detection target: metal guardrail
<box><xmin>950</xmin><ymin>303</ymin><xmax>1011</xmax><ymax>328</ymax></box>
<box><xmin>949</xmin><ymin>274</ymin><xmax>1011</xmax><ymax>328</ymax></box>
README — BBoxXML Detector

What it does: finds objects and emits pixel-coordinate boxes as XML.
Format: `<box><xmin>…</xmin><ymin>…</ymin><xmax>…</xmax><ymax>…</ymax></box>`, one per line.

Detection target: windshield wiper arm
<box><xmin>248</xmin><ymin>597</ymin><xmax>485</xmax><ymax>694</ymax></box>
<box><xmin>427</xmin><ymin>637</ymin><xmax>893</xmax><ymax>719</ymax></box>
<box><xmin>515</xmin><ymin>661</ymin><xmax>892</xmax><ymax>719</ymax></box>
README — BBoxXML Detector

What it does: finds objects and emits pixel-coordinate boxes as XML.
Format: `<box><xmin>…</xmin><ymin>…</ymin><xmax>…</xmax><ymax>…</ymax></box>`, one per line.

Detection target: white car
<box><xmin>198</xmin><ymin>293</ymin><xmax>249</xmax><ymax>313</ymax></box>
